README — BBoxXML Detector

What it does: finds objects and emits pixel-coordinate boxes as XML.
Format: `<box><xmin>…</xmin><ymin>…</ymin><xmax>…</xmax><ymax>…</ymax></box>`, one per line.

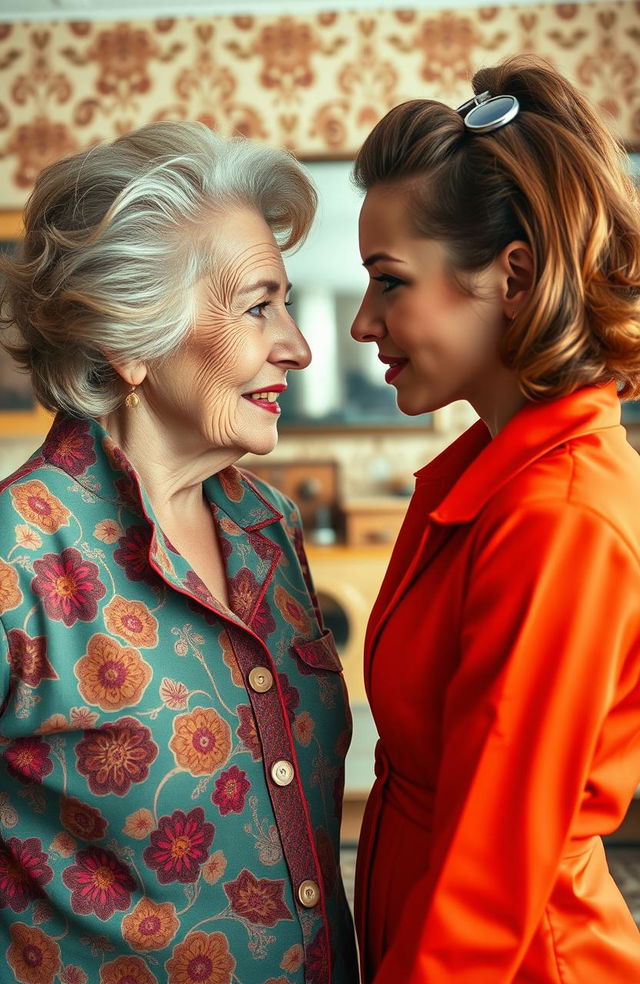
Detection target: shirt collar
<box><xmin>40</xmin><ymin>413</ymin><xmax>282</xmax><ymax>532</ymax></box>
<box><xmin>417</xmin><ymin>383</ymin><xmax>622</xmax><ymax>526</ymax></box>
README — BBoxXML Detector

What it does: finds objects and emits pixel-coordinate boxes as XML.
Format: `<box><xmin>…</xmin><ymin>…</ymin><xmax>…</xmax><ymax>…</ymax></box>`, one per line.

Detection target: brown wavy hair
<box><xmin>353</xmin><ymin>55</ymin><xmax>640</xmax><ymax>400</ymax></box>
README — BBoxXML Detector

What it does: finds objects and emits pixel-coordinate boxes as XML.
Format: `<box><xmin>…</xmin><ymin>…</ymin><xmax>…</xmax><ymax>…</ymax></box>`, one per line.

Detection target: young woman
<box><xmin>351</xmin><ymin>55</ymin><xmax>640</xmax><ymax>983</ymax></box>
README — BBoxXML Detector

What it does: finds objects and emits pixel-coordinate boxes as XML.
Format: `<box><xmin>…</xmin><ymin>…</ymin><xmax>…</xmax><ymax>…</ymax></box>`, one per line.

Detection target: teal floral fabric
<box><xmin>0</xmin><ymin>413</ymin><xmax>357</xmax><ymax>984</ymax></box>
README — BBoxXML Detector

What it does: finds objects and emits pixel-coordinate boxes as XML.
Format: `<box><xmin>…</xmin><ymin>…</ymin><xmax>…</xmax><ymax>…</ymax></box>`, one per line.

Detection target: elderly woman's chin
<box><xmin>240</xmin><ymin>421</ymin><xmax>280</xmax><ymax>457</ymax></box>
<box><xmin>202</xmin><ymin>394</ymin><xmax>285</xmax><ymax>458</ymax></box>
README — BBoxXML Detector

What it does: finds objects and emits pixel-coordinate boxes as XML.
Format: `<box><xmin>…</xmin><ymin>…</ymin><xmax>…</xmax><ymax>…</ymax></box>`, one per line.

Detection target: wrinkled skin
<box><xmin>145</xmin><ymin>208</ymin><xmax>311</xmax><ymax>464</ymax></box>
<box><xmin>104</xmin><ymin>207</ymin><xmax>311</xmax><ymax>502</ymax></box>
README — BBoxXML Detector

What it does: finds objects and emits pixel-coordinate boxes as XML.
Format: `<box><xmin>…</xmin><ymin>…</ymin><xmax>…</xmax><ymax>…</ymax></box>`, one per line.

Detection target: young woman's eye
<box><xmin>248</xmin><ymin>301</ymin><xmax>271</xmax><ymax>318</ymax></box>
<box><xmin>372</xmin><ymin>275</ymin><xmax>403</xmax><ymax>294</ymax></box>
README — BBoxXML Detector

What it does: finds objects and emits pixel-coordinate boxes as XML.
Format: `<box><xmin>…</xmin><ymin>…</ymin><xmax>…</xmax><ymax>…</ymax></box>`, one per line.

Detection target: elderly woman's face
<box><xmin>147</xmin><ymin>208</ymin><xmax>310</xmax><ymax>457</ymax></box>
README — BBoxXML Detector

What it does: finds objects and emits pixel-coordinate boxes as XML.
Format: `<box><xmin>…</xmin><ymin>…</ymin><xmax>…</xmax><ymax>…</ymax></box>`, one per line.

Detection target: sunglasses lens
<box><xmin>466</xmin><ymin>95</ymin><xmax>518</xmax><ymax>131</ymax></box>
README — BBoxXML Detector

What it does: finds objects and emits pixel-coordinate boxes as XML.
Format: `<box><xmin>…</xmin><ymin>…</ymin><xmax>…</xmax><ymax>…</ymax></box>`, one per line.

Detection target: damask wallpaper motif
<box><xmin>0</xmin><ymin>3</ymin><xmax>639</xmax><ymax>207</ymax></box>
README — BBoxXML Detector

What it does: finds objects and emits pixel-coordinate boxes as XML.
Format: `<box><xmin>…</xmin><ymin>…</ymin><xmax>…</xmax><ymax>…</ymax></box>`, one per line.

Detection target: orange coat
<box><xmin>355</xmin><ymin>383</ymin><xmax>640</xmax><ymax>983</ymax></box>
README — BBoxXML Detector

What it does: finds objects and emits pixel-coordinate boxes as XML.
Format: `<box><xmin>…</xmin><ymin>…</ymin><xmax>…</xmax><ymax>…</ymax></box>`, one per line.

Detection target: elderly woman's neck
<box><xmin>100</xmin><ymin>405</ymin><xmax>242</xmax><ymax>519</ymax></box>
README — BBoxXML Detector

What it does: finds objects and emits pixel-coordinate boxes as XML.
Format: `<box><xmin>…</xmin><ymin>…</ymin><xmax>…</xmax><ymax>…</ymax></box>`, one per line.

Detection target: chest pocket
<box><xmin>291</xmin><ymin>628</ymin><xmax>343</xmax><ymax>673</ymax></box>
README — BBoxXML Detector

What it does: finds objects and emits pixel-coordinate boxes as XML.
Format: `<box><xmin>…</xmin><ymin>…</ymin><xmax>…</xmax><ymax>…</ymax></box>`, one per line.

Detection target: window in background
<box><xmin>281</xmin><ymin>160</ymin><xmax>430</xmax><ymax>429</ymax></box>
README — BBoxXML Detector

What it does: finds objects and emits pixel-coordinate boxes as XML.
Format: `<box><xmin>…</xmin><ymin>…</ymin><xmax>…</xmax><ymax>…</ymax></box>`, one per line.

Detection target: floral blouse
<box><xmin>0</xmin><ymin>413</ymin><xmax>358</xmax><ymax>984</ymax></box>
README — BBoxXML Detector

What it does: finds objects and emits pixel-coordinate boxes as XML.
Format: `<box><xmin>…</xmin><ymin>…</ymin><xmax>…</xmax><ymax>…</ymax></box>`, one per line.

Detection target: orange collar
<box><xmin>416</xmin><ymin>383</ymin><xmax>622</xmax><ymax>526</ymax></box>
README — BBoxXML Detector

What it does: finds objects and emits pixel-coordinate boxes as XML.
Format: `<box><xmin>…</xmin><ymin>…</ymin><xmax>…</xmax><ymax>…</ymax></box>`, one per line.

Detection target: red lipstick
<box><xmin>378</xmin><ymin>355</ymin><xmax>409</xmax><ymax>384</ymax></box>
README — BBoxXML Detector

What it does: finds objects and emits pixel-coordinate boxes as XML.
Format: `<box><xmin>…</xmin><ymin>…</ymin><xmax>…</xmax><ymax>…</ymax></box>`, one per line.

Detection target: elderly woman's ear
<box><xmin>107</xmin><ymin>358</ymin><xmax>148</xmax><ymax>390</ymax></box>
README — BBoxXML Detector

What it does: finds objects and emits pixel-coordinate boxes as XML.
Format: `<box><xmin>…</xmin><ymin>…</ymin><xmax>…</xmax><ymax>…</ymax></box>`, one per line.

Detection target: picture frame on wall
<box><xmin>0</xmin><ymin>211</ymin><xmax>52</xmax><ymax>438</ymax></box>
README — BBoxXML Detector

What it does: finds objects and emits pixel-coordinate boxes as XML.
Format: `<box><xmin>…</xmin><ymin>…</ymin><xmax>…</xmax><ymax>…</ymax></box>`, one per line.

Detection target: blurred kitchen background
<box><xmin>0</xmin><ymin>0</ymin><xmax>639</xmax><ymax>919</ymax></box>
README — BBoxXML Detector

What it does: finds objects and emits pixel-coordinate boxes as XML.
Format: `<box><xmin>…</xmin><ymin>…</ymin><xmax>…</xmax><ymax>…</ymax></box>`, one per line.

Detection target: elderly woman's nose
<box><xmin>351</xmin><ymin>296</ymin><xmax>385</xmax><ymax>344</ymax></box>
<box><xmin>275</xmin><ymin>320</ymin><xmax>312</xmax><ymax>369</ymax></box>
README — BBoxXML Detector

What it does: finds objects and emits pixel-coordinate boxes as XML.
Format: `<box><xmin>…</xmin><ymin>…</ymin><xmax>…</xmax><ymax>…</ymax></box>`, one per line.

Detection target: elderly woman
<box><xmin>0</xmin><ymin>122</ymin><xmax>358</xmax><ymax>984</ymax></box>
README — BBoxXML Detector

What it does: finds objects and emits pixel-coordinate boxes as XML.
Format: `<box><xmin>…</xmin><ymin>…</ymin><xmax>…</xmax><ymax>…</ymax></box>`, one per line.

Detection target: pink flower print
<box><xmin>183</xmin><ymin>570</ymin><xmax>215</xmax><ymax>607</ymax></box>
<box><xmin>211</xmin><ymin>766</ymin><xmax>250</xmax><ymax>816</ymax></box>
<box><xmin>62</xmin><ymin>846</ymin><xmax>136</xmax><ymax>920</ymax></box>
<box><xmin>93</xmin><ymin>520</ymin><xmax>122</xmax><ymax>544</ymax></box>
<box><xmin>114</xmin><ymin>475</ymin><xmax>143</xmax><ymax>517</ymax></box>
<box><xmin>100</xmin><ymin>954</ymin><xmax>158</xmax><ymax>983</ymax></box>
<box><xmin>75</xmin><ymin>717</ymin><xmax>158</xmax><ymax>796</ymax></box>
<box><xmin>236</xmin><ymin>704</ymin><xmax>262</xmax><ymax>761</ymax></box>
<box><xmin>32</xmin><ymin>548</ymin><xmax>106</xmax><ymax>626</ymax></box>
<box><xmin>159</xmin><ymin>677</ymin><xmax>189</xmax><ymax>710</ymax></box>
<box><xmin>274</xmin><ymin>584</ymin><xmax>311</xmax><ymax>634</ymax></box>
<box><xmin>43</xmin><ymin>417</ymin><xmax>96</xmax><ymax>476</ymax></box>
<box><xmin>293</xmin><ymin>711</ymin><xmax>315</xmax><ymax>747</ymax></box>
<box><xmin>165</xmin><ymin>931</ymin><xmax>235</xmax><ymax>984</ymax></box>
<box><xmin>60</xmin><ymin>967</ymin><xmax>88</xmax><ymax>984</ymax></box>
<box><xmin>60</xmin><ymin>796</ymin><xmax>107</xmax><ymax>841</ymax></box>
<box><xmin>113</xmin><ymin>525</ymin><xmax>155</xmax><ymax>584</ymax></box>
<box><xmin>4</xmin><ymin>737</ymin><xmax>53</xmax><ymax>784</ymax></box>
<box><xmin>218</xmin><ymin>533</ymin><xmax>233</xmax><ymax>562</ymax></box>
<box><xmin>253</xmin><ymin>597</ymin><xmax>277</xmax><ymax>638</ymax></box>
<box><xmin>0</xmin><ymin>837</ymin><xmax>53</xmax><ymax>912</ymax></box>
<box><xmin>143</xmin><ymin>807</ymin><xmax>214</xmax><ymax>885</ymax></box>
<box><xmin>223</xmin><ymin>869</ymin><xmax>293</xmax><ymax>926</ymax></box>
<box><xmin>122</xmin><ymin>808</ymin><xmax>155</xmax><ymax>840</ymax></box>
<box><xmin>7</xmin><ymin>922</ymin><xmax>61</xmax><ymax>984</ymax></box>
<box><xmin>50</xmin><ymin>833</ymin><xmax>77</xmax><ymax>858</ymax></box>
<box><xmin>218</xmin><ymin>467</ymin><xmax>245</xmax><ymax>502</ymax></box>
<box><xmin>69</xmin><ymin>706</ymin><xmax>99</xmax><ymax>729</ymax></box>
<box><xmin>10</xmin><ymin>480</ymin><xmax>70</xmax><ymax>535</ymax></box>
<box><xmin>247</xmin><ymin>527</ymin><xmax>278</xmax><ymax>562</ymax></box>
<box><xmin>306</xmin><ymin>927</ymin><xmax>330</xmax><ymax>984</ymax></box>
<box><xmin>15</xmin><ymin>524</ymin><xmax>42</xmax><ymax>550</ymax></box>
<box><xmin>228</xmin><ymin>568</ymin><xmax>276</xmax><ymax>635</ymax></box>
<box><xmin>277</xmin><ymin>673</ymin><xmax>300</xmax><ymax>723</ymax></box>
<box><xmin>7</xmin><ymin>630</ymin><xmax>57</xmax><ymax>688</ymax></box>
<box><xmin>227</xmin><ymin>568</ymin><xmax>257</xmax><ymax>621</ymax></box>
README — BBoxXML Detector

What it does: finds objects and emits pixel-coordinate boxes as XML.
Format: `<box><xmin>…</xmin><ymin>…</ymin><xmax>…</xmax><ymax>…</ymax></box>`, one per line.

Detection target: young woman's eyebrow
<box><xmin>363</xmin><ymin>253</ymin><xmax>405</xmax><ymax>268</ymax></box>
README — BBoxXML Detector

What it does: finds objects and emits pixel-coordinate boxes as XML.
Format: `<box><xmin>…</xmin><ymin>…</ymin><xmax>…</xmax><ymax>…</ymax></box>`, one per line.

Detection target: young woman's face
<box><xmin>351</xmin><ymin>182</ymin><xmax>510</xmax><ymax>417</ymax></box>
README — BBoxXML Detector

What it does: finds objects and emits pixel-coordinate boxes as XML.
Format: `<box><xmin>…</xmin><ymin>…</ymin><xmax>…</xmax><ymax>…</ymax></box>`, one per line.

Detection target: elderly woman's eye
<box><xmin>248</xmin><ymin>301</ymin><xmax>271</xmax><ymax>318</ymax></box>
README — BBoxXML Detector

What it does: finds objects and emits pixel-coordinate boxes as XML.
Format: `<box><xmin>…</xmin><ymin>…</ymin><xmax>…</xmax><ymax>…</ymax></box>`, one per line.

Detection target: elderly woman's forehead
<box><xmin>209</xmin><ymin>206</ymin><xmax>278</xmax><ymax>249</ymax></box>
<box><xmin>205</xmin><ymin>220</ymin><xmax>283</xmax><ymax>269</ymax></box>
<box><xmin>200</xmin><ymin>238</ymin><xmax>288</xmax><ymax>300</ymax></box>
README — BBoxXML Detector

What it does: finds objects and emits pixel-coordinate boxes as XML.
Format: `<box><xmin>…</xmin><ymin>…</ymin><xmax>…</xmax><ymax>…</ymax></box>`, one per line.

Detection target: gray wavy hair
<box><xmin>0</xmin><ymin>121</ymin><xmax>317</xmax><ymax>417</ymax></box>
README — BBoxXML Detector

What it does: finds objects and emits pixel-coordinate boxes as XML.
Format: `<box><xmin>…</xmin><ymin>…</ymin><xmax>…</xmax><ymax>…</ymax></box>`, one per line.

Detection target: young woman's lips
<box><xmin>384</xmin><ymin>360</ymin><xmax>409</xmax><ymax>384</ymax></box>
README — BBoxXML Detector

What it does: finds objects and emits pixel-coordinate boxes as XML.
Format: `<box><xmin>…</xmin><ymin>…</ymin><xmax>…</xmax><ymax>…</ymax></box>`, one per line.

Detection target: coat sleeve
<box><xmin>373</xmin><ymin>500</ymin><xmax>640</xmax><ymax>983</ymax></box>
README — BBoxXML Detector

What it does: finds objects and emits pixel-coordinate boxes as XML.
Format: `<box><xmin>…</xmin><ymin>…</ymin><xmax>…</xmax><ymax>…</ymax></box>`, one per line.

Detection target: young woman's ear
<box><xmin>499</xmin><ymin>240</ymin><xmax>534</xmax><ymax>319</ymax></box>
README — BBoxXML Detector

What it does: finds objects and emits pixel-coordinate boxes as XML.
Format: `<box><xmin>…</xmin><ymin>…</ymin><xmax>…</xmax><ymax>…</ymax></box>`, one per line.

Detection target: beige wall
<box><xmin>1</xmin><ymin>2</ymin><xmax>640</xmax><ymax>208</ymax></box>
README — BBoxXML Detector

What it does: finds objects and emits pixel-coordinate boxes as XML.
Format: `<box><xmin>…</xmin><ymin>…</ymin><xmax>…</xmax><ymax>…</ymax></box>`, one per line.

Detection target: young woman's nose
<box><xmin>351</xmin><ymin>297</ymin><xmax>386</xmax><ymax>344</ymax></box>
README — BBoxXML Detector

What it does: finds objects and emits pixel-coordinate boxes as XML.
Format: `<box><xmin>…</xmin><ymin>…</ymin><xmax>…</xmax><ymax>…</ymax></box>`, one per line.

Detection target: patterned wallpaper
<box><xmin>0</xmin><ymin>2</ymin><xmax>639</xmax><ymax>207</ymax></box>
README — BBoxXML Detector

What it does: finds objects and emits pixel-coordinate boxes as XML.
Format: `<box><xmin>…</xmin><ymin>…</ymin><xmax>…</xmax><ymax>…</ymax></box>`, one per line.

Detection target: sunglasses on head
<box><xmin>456</xmin><ymin>91</ymin><xmax>520</xmax><ymax>133</ymax></box>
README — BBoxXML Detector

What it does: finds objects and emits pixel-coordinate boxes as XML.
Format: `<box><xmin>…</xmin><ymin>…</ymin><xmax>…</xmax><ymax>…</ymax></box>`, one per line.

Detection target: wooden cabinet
<box><xmin>342</xmin><ymin>497</ymin><xmax>409</xmax><ymax>547</ymax></box>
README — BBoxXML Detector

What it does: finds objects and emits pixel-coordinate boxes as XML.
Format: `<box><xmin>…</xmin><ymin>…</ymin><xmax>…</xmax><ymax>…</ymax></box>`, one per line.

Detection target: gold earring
<box><xmin>124</xmin><ymin>386</ymin><xmax>140</xmax><ymax>408</ymax></box>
